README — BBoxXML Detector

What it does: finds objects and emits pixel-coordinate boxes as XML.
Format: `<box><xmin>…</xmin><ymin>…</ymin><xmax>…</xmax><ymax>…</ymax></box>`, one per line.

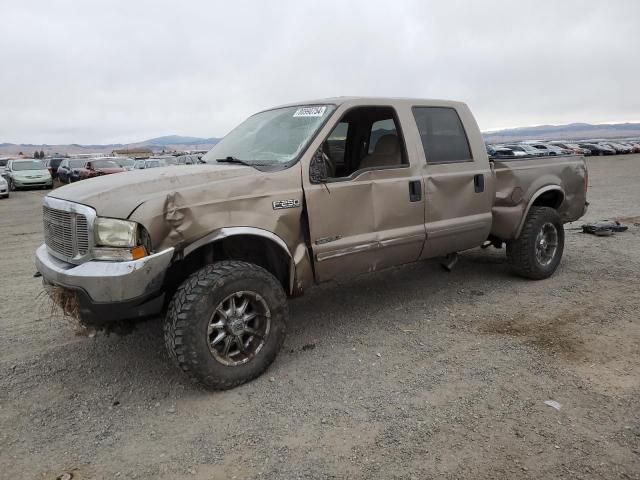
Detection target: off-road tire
<box><xmin>163</xmin><ymin>261</ymin><xmax>288</xmax><ymax>390</ymax></box>
<box><xmin>507</xmin><ymin>206</ymin><xmax>565</xmax><ymax>280</ymax></box>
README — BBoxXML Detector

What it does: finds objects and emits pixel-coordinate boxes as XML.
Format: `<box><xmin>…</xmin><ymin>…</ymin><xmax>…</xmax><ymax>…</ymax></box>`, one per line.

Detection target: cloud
<box><xmin>1</xmin><ymin>0</ymin><xmax>638</xmax><ymax>143</ymax></box>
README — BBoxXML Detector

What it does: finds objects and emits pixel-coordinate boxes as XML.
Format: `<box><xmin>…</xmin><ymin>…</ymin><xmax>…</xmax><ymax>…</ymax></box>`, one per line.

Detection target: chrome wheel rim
<box><xmin>207</xmin><ymin>291</ymin><xmax>271</xmax><ymax>366</ymax></box>
<box><xmin>535</xmin><ymin>222</ymin><xmax>558</xmax><ymax>267</ymax></box>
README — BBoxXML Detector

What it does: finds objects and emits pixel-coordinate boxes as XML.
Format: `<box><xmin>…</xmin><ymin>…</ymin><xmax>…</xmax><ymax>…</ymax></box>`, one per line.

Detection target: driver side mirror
<box><xmin>86</xmin><ymin>162</ymin><xmax>93</xmax><ymax>170</ymax></box>
<box><xmin>309</xmin><ymin>147</ymin><xmax>328</xmax><ymax>183</ymax></box>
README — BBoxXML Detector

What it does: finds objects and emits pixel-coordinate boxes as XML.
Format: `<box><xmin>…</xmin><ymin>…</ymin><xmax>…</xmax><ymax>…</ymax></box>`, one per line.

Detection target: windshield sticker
<box><xmin>293</xmin><ymin>106</ymin><xmax>327</xmax><ymax>118</ymax></box>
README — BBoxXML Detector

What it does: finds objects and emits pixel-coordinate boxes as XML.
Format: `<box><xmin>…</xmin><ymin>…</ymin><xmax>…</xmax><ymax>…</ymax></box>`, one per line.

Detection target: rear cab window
<box><xmin>412</xmin><ymin>107</ymin><xmax>473</xmax><ymax>164</ymax></box>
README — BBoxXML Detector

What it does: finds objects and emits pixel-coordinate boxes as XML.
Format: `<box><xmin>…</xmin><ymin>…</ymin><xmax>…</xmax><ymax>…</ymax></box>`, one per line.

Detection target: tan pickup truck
<box><xmin>36</xmin><ymin>97</ymin><xmax>588</xmax><ymax>389</ymax></box>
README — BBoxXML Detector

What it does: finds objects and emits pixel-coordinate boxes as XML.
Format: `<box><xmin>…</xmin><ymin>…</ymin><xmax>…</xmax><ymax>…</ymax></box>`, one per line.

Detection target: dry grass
<box><xmin>39</xmin><ymin>285</ymin><xmax>94</xmax><ymax>336</ymax></box>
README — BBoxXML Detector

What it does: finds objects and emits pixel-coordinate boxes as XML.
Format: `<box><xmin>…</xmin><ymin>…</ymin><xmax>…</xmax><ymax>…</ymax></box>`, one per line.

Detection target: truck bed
<box><xmin>490</xmin><ymin>155</ymin><xmax>588</xmax><ymax>240</ymax></box>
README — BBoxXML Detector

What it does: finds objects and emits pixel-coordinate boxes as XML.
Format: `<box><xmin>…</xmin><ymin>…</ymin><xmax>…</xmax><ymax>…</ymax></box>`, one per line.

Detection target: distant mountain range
<box><xmin>2</xmin><ymin>123</ymin><xmax>640</xmax><ymax>156</ymax></box>
<box><xmin>482</xmin><ymin>122</ymin><xmax>640</xmax><ymax>143</ymax></box>
<box><xmin>0</xmin><ymin>135</ymin><xmax>221</xmax><ymax>156</ymax></box>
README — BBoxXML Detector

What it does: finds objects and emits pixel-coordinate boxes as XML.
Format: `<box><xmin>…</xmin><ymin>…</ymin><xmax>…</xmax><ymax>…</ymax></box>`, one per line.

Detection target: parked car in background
<box><xmin>133</xmin><ymin>158</ymin><xmax>167</xmax><ymax>169</ymax></box>
<box><xmin>44</xmin><ymin>157</ymin><xmax>66</xmax><ymax>179</ymax></box>
<box><xmin>486</xmin><ymin>145</ymin><xmax>517</xmax><ymax>158</ymax></box>
<box><xmin>527</xmin><ymin>143</ymin><xmax>558</xmax><ymax>156</ymax></box>
<box><xmin>76</xmin><ymin>159</ymin><xmax>126</xmax><ymax>180</ymax></box>
<box><xmin>57</xmin><ymin>159</ymin><xmax>89</xmax><ymax>183</ymax></box>
<box><xmin>623</xmin><ymin>142</ymin><xmax>640</xmax><ymax>153</ymax></box>
<box><xmin>545</xmin><ymin>144</ymin><xmax>573</xmax><ymax>155</ymax></box>
<box><xmin>4</xmin><ymin>159</ymin><xmax>52</xmax><ymax>190</ymax></box>
<box><xmin>0</xmin><ymin>175</ymin><xmax>8</xmax><ymax>198</ymax></box>
<box><xmin>504</xmin><ymin>144</ymin><xmax>546</xmax><ymax>157</ymax></box>
<box><xmin>495</xmin><ymin>145</ymin><xmax>527</xmax><ymax>157</ymax></box>
<box><xmin>550</xmin><ymin>142</ymin><xmax>591</xmax><ymax>156</ymax></box>
<box><xmin>175</xmin><ymin>154</ymin><xmax>203</xmax><ymax>165</ymax></box>
<box><xmin>153</xmin><ymin>155</ymin><xmax>178</xmax><ymax>165</ymax></box>
<box><xmin>0</xmin><ymin>158</ymin><xmax>10</xmax><ymax>176</ymax></box>
<box><xmin>578</xmin><ymin>143</ymin><xmax>615</xmax><ymax>156</ymax></box>
<box><xmin>114</xmin><ymin>157</ymin><xmax>135</xmax><ymax>170</ymax></box>
<box><xmin>600</xmin><ymin>142</ymin><xmax>631</xmax><ymax>154</ymax></box>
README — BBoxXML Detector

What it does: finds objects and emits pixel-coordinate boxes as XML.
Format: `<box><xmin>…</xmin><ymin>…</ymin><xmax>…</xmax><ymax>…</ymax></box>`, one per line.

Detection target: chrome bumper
<box><xmin>35</xmin><ymin>244</ymin><xmax>174</xmax><ymax>303</ymax></box>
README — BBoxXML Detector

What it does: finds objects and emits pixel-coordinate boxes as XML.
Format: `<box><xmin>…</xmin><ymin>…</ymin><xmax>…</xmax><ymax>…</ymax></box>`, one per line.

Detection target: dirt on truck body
<box><xmin>35</xmin><ymin>97</ymin><xmax>588</xmax><ymax>389</ymax></box>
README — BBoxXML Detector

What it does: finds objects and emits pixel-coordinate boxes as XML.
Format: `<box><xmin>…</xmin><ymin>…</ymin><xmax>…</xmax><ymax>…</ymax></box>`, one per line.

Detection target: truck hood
<box><xmin>48</xmin><ymin>164</ymin><xmax>257</xmax><ymax>218</ymax></box>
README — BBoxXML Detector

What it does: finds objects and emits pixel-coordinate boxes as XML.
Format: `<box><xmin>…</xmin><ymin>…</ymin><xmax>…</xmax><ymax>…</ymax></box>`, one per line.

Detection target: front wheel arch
<box><xmin>165</xmin><ymin>231</ymin><xmax>294</xmax><ymax>303</ymax></box>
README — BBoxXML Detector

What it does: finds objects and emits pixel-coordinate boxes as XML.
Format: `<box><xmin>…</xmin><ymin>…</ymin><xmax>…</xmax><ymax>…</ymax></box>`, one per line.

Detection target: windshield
<box><xmin>70</xmin><ymin>159</ymin><xmax>86</xmax><ymax>168</ymax></box>
<box><xmin>13</xmin><ymin>160</ymin><xmax>44</xmax><ymax>171</ymax></box>
<box><xmin>116</xmin><ymin>158</ymin><xmax>134</xmax><ymax>167</ymax></box>
<box><xmin>92</xmin><ymin>160</ymin><xmax>120</xmax><ymax>169</ymax></box>
<box><xmin>203</xmin><ymin>105</ymin><xmax>335</xmax><ymax>166</ymax></box>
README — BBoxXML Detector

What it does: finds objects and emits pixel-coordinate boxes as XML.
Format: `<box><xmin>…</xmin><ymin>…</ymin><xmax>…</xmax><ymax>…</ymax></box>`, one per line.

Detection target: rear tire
<box><xmin>164</xmin><ymin>260</ymin><xmax>288</xmax><ymax>390</ymax></box>
<box><xmin>507</xmin><ymin>206</ymin><xmax>564</xmax><ymax>280</ymax></box>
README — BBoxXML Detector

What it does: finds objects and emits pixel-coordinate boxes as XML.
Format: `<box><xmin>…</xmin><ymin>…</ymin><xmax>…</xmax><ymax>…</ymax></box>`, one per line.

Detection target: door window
<box><xmin>368</xmin><ymin>119</ymin><xmax>397</xmax><ymax>154</ymax></box>
<box><xmin>326</xmin><ymin>122</ymin><xmax>348</xmax><ymax>167</ymax></box>
<box><xmin>412</xmin><ymin>107</ymin><xmax>472</xmax><ymax>164</ymax></box>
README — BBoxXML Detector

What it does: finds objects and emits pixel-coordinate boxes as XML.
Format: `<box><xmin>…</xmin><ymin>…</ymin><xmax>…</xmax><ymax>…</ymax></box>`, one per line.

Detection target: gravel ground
<box><xmin>1</xmin><ymin>155</ymin><xmax>639</xmax><ymax>479</ymax></box>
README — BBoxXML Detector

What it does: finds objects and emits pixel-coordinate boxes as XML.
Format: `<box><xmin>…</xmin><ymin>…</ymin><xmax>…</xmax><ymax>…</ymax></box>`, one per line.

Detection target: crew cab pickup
<box><xmin>36</xmin><ymin>97</ymin><xmax>588</xmax><ymax>389</ymax></box>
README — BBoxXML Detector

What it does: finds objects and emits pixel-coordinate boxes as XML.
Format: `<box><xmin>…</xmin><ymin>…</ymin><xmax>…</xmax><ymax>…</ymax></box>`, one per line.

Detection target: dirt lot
<box><xmin>1</xmin><ymin>155</ymin><xmax>639</xmax><ymax>479</ymax></box>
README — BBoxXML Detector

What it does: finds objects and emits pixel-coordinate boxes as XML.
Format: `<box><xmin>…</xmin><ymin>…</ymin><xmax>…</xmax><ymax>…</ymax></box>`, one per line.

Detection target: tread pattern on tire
<box><xmin>507</xmin><ymin>206</ymin><xmax>563</xmax><ymax>280</ymax></box>
<box><xmin>163</xmin><ymin>260</ymin><xmax>287</xmax><ymax>390</ymax></box>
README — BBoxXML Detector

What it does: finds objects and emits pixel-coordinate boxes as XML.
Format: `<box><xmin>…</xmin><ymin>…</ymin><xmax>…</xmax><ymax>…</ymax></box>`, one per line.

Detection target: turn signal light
<box><xmin>130</xmin><ymin>245</ymin><xmax>147</xmax><ymax>260</ymax></box>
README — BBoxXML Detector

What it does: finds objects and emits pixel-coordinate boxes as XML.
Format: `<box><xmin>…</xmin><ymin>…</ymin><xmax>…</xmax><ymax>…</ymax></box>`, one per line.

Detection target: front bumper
<box><xmin>36</xmin><ymin>244</ymin><xmax>174</xmax><ymax>302</ymax></box>
<box><xmin>35</xmin><ymin>244</ymin><xmax>174</xmax><ymax>323</ymax></box>
<box><xmin>14</xmin><ymin>178</ymin><xmax>52</xmax><ymax>187</ymax></box>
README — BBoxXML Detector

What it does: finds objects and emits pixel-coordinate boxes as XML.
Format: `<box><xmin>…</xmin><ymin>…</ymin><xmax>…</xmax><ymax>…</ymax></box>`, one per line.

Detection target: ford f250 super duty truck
<box><xmin>36</xmin><ymin>97</ymin><xmax>588</xmax><ymax>389</ymax></box>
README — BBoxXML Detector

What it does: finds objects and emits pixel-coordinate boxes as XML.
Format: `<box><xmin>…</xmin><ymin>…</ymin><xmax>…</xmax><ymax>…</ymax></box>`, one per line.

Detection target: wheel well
<box><xmin>164</xmin><ymin>235</ymin><xmax>291</xmax><ymax>303</ymax></box>
<box><xmin>531</xmin><ymin>189</ymin><xmax>564</xmax><ymax>209</ymax></box>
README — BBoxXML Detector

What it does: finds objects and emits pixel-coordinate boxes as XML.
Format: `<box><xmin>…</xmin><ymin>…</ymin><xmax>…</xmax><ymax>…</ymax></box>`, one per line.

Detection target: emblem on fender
<box><xmin>272</xmin><ymin>199</ymin><xmax>300</xmax><ymax>210</ymax></box>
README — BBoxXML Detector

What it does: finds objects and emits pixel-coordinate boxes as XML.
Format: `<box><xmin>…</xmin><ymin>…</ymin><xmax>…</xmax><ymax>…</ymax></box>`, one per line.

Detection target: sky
<box><xmin>1</xmin><ymin>0</ymin><xmax>639</xmax><ymax>144</ymax></box>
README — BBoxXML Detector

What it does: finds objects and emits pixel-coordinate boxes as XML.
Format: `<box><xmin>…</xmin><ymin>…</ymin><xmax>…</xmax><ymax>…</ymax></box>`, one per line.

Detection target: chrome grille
<box><xmin>76</xmin><ymin>214</ymin><xmax>89</xmax><ymax>255</ymax></box>
<box><xmin>43</xmin><ymin>204</ymin><xmax>91</xmax><ymax>261</ymax></box>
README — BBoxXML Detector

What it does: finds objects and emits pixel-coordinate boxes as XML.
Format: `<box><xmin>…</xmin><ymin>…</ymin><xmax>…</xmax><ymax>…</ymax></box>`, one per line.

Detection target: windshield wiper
<box><xmin>215</xmin><ymin>156</ymin><xmax>266</xmax><ymax>169</ymax></box>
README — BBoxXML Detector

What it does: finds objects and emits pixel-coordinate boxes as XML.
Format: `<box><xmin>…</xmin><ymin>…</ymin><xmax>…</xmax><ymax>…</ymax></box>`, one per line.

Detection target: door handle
<box><xmin>409</xmin><ymin>180</ymin><xmax>422</xmax><ymax>202</ymax></box>
<box><xmin>473</xmin><ymin>174</ymin><xmax>485</xmax><ymax>193</ymax></box>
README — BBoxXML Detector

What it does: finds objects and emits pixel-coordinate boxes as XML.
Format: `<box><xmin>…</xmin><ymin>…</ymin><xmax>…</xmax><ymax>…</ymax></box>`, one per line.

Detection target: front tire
<box><xmin>164</xmin><ymin>261</ymin><xmax>288</xmax><ymax>390</ymax></box>
<box><xmin>8</xmin><ymin>179</ymin><xmax>16</xmax><ymax>191</ymax></box>
<box><xmin>507</xmin><ymin>206</ymin><xmax>565</xmax><ymax>280</ymax></box>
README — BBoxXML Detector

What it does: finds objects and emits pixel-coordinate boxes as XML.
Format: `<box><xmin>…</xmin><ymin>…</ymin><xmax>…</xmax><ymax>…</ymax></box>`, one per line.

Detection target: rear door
<box><xmin>411</xmin><ymin>105</ymin><xmax>494</xmax><ymax>258</ymax></box>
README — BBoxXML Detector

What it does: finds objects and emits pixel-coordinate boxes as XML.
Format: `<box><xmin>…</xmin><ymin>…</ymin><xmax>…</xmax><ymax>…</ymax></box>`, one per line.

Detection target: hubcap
<box><xmin>535</xmin><ymin>222</ymin><xmax>558</xmax><ymax>267</ymax></box>
<box><xmin>207</xmin><ymin>291</ymin><xmax>271</xmax><ymax>366</ymax></box>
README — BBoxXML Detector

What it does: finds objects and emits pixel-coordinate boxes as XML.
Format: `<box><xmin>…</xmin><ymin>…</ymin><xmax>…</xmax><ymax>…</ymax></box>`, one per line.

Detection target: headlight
<box><xmin>95</xmin><ymin>218</ymin><xmax>138</xmax><ymax>247</ymax></box>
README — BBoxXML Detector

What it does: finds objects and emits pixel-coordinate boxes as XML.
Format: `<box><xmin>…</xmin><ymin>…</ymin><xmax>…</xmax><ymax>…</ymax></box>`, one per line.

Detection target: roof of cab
<box><xmin>268</xmin><ymin>96</ymin><xmax>468</xmax><ymax>111</ymax></box>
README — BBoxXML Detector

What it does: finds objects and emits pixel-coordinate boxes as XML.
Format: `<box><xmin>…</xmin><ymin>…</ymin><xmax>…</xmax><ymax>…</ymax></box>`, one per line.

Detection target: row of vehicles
<box><xmin>43</xmin><ymin>154</ymin><xmax>204</xmax><ymax>184</ymax></box>
<box><xmin>0</xmin><ymin>154</ymin><xmax>204</xmax><ymax>193</ymax></box>
<box><xmin>487</xmin><ymin>139</ymin><xmax>640</xmax><ymax>158</ymax></box>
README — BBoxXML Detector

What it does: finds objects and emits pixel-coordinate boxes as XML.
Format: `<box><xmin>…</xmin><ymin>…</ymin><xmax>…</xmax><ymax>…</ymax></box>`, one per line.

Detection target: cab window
<box><xmin>412</xmin><ymin>107</ymin><xmax>472</xmax><ymax>164</ymax></box>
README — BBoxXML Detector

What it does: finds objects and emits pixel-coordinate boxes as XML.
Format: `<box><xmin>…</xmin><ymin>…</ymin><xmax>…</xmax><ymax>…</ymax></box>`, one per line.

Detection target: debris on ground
<box><xmin>582</xmin><ymin>220</ymin><xmax>628</xmax><ymax>236</ymax></box>
<box><xmin>544</xmin><ymin>400</ymin><xmax>562</xmax><ymax>411</ymax></box>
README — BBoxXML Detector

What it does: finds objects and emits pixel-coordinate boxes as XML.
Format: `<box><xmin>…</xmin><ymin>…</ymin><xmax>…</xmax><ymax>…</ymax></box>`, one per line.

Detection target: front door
<box><xmin>303</xmin><ymin>106</ymin><xmax>426</xmax><ymax>282</ymax></box>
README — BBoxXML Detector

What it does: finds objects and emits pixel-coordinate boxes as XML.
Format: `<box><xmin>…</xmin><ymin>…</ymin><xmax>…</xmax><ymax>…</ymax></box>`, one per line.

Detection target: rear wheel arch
<box><xmin>516</xmin><ymin>186</ymin><xmax>564</xmax><ymax>238</ymax></box>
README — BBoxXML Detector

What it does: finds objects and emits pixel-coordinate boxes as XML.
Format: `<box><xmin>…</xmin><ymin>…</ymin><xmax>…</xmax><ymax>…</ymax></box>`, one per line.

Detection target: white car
<box><xmin>5</xmin><ymin>159</ymin><xmax>53</xmax><ymax>190</ymax></box>
<box><xmin>0</xmin><ymin>175</ymin><xmax>8</xmax><ymax>198</ymax></box>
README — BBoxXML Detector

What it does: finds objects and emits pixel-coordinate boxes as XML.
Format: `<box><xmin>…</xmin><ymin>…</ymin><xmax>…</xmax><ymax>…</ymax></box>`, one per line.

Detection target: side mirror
<box><xmin>309</xmin><ymin>147</ymin><xmax>328</xmax><ymax>183</ymax></box>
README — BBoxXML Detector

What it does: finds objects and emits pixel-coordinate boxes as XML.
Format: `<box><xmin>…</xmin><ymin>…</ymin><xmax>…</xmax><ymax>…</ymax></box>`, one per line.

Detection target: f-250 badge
<box><xmin>272</xmin><ymin>199</ymin><xmax>301</xmax><ymax>210</ymax></box>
